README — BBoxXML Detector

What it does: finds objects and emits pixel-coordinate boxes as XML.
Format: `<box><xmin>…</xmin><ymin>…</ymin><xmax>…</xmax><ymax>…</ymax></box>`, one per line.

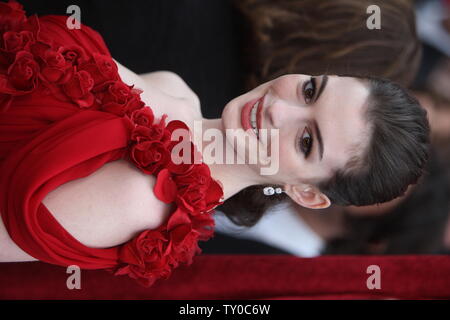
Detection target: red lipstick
<box><xmin>257</xmin><ymin>94</ymin><xmax>265</xmax><ymax>131</ymax></box>
<box><xmin>241</xmin><ymin>97</ymin><xmax>259</xmax><ymax>132</ymax></box>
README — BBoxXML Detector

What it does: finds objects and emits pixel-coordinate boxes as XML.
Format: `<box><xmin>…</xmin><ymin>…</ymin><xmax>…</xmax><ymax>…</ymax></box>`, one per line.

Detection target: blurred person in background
<box><xmin>413</xmin><ymin>0</ymin><xmax>450</xmax><ymax>252</ymax></box>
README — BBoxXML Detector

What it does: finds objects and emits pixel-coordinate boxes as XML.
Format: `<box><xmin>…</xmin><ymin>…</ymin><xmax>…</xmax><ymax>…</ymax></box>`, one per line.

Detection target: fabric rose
<box><xmin>0</xmin><ymin>4</ymin><xmax>39</xmax><ymax>111</ymax></box>
<box><xmin>61</xmin><ymin>45</ymin><xmax>86</xmax><ymax>66</ymax></box>
<box><xmin>8</xmin><ymin>50</ymin><xmax>39</xmax><ymax>91</ymax></box>
<box><xmin>119</xmin><ymin>230</ymin><xmax>169</xmax><ymax>266</ymax></box>
<box><xmin>170</xmin><ymin>224</ymin><xmax>201</xmax><ymax>266</ymax></box>
<box><xmin>40</xmin><ymin>48</ymin><xmax>72</xmax><ymax>84</ymax></box>
<box><xmin>177</xmin><ymin>184</ymin><xmax>208</xmax><ymax>215</ymax></box>
<box><xmin>115</xmin><ymin>230</ymin><xmax>173</xmax><ymax>287</ymax></box>
<box><xmin>79</xmin><ymin>52</ymin><xmax>118</xmax><ymax>88</ymax></box>
<box><xmin>28</xmin><ymin>39</ymin><xmax>50</xmax><ymax>61</ymax></box>
<box><xmin>205</xmin><ymin>179</ymin><xmax>224</xmax><ymax>209</ymax></box>
<box><xmin>62</xmin><ymin>70</ymin><xmax>94</xmax><ymax>108</ymax></box>
<box><xmin>0</xmin><ymin>1</ymin><xmax>26</xmax><ymax>36</ymax></box>
<box><xmin>165</xmin><ymin>119</ymin><xmax>192</xmax><ymax>149</ymax></box>
<box><xmin>2</xmin><ymin>30</ymin><xmax>33</xmax><ymax>53</ymax></box>
<box><xmin>191</xmin><ymin>210</ymin><xmax>216</xmax><ymax>241</ymax></box>
<box><xmin>175</xmin><ymin>164</ymin><xmax>224</xmax><ymax>215</ymax></box>
<box><xmin>153</xmin><ymin>168</ymin><xmax>178</xmax><ymax>204</ymax></box>
<box><xmin>130</xmin><ymin>107</ymin><xmax>155</xmax><ymax>128</ymax></box>
<box><xmin>130</xmin><ymin>140</ymin><xmax>171</xmax><ymax>175</ymax></box>
<box><xmin>167</xmin><ymin>140</ymin><xmax>201</xmax><ymax>174</ymax></box>
<box><xmin>161</xmin><ymin>120</ymin><xmax>201</xmax><ymax>174</ymax></box>
<box><xmin>0</xmin><ymin>2</ymin><xmax>39</xmax><ymax>69</ymax></box>
<box><xmin>97</xmin><ymin>81</ymin><xmax>144</xmax><ymax>116</ymax></box>
<box><xmin>174</xmin><ymin>163</ymin><xmax>211</xmax><ymax>188</ymax></box>
<box><xmin>130</xmin><ymin>114</ymin><xmax>169</xmax><ymax>144</ymax></box>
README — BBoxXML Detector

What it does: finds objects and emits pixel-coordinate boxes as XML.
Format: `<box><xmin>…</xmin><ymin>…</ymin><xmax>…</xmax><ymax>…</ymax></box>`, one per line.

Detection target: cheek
<box><xmin>271</xmin><ymin>75</ymin><xmax>304</xmax><ymax>100</ymax></box>
<box><xmin>221</xmin><ymin>98</ymin><xmax>239</xmax><ymax>130</ymax></box>
<box><xmin>276</xmin><ymin>136</ymin><xmax>303</xmax><ymax>181</ymax></box>
<box><xmin>276</xmin><ymin>132</ymin><xmax>324</xmax><ymax>183</ymax></box>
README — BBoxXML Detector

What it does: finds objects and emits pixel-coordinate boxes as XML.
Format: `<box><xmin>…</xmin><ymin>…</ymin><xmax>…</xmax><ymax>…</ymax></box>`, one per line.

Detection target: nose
<box><xmin>267</xmin><ymin>100</ymin><xmax>303</xmax><ymax>129</ymax></box>
<box><xmin>267</xmin><ymin>103</ymin><xmax>283</xmax><ymax>129</ymax></box>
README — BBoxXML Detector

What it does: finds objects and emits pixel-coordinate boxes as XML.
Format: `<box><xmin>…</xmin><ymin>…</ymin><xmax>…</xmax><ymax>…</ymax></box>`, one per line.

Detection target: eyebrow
<box><xmin>312</xmin><ymin>120</ymin><xmax>324</xmax><ymax>161</ymax></box>
<box><xmin>314</xmin><ymin>75</ymin><xmax>328</xmax><ymax>103</ymax></box>
<box><xmin>313</xmin><ymin>75</ymin><xmax>327</xmax><ymax>161</ymax></box>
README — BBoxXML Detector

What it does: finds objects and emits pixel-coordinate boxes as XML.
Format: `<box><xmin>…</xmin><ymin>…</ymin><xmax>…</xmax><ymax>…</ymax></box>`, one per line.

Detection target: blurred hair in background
<box><xmin>234</xmin><ymin>0</ymin><xmax>421</xmax><ymax>90</ymax></box>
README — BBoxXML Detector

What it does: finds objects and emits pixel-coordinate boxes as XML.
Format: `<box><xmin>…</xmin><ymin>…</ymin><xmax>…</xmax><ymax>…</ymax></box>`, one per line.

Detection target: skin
<box><xmin>205</xmin><ymin>74</ymin><xmax>371</xmax><ymax>209</ymax></box>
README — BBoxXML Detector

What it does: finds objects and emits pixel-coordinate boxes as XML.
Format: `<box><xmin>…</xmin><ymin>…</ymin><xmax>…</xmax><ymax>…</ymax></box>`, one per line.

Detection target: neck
<box><xmin>198</xmin><ymin>118</ymin><xmax>262</xmax><ymax>201</ymax></box>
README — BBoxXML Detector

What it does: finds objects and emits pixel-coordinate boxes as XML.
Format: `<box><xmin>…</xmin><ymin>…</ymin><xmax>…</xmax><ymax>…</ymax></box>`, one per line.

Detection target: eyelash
<box><xmin>299</xmin><ymin>126</ymin><xmax>313</xmax><ymax>158</ymax></box>
<box><xmin>302</xmin><ymin>77</ymin><xmax>316</xmax><ymax>104</ymax></box>
<box><xmin>298</xmin><ymin>77</ymin><xmax>316</xmax><ymax>158</ymax></box>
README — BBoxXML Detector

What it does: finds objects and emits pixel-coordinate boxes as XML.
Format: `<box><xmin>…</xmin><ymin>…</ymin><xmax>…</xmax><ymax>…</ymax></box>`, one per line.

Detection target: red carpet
<box><xmin>1</xmin><ymin>255</ymin><xmax>449</xmax><ymax>299</ymax></box>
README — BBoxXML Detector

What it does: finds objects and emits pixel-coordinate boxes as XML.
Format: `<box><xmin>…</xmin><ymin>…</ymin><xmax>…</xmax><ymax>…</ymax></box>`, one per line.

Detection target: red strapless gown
<box><xmin>0</xmin><ymin>1</ymin><xmax>223</xmax><ymax>287</ymax></box>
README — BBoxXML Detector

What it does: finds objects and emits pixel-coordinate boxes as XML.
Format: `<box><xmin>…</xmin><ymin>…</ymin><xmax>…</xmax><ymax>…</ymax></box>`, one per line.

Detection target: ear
<box><xmin>284</xmin><ymin>184</ymin><xmax>331</xmax><ymax>209</ymax></box>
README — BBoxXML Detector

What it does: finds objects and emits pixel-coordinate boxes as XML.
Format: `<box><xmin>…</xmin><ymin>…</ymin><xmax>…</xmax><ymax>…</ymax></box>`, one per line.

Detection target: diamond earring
<box><xmin>263</xmin><ymin>186</ymin><xmax>284</xmax><ymax>196</ymax></box>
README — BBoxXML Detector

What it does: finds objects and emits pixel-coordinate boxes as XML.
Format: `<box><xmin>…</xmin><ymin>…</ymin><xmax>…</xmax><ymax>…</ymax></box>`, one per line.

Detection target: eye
<box><xmin>302</xmin><ymin>77</ymin><xmax>316</xmax><ymax>104</ymax></box>
<box><xmin>299</xmin><ymin>126</ymin><xmax>313</xmax><ymax>158</ymax></box>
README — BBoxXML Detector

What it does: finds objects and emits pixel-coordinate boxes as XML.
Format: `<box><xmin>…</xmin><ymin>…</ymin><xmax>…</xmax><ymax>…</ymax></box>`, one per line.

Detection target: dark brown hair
<box><xmin>233</xmin><ymin>0</ymin><xmax>421</xmax><ymax>90</ymax></box>
<box><xmin>323</xmin><ymin>150</ymin><xmax>449</xmax><ymax>255</ymax></box>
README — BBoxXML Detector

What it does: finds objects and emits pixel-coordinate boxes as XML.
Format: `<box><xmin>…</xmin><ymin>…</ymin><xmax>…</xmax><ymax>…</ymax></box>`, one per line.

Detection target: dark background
<box><xmin>21</xmin><ymin>0</ymin><xmax>244</xmax><ymax>120</ymax></box>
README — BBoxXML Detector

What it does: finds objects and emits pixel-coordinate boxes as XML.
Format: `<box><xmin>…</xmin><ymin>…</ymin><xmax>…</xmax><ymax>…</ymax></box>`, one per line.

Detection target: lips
<box><xmin>257</xmin><ymin>94</ymin><xmax>264</xmax><ymax>131</ymax></box>
<box><xmin>241</xmin><ymin>95</ymin><xmax>265</xmax><ymax>137</ymax></box>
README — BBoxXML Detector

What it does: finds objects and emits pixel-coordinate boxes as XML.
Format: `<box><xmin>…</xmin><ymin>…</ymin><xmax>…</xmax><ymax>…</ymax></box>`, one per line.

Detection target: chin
<box><xmin>220</xmin><ymin>101</ymin><xmax>231</xmax><ymax>129</ymax></box>
<box><xmin>221</xmin><ymin>97</ymin><xmax>240</xmax><ymax>131</ymax></box>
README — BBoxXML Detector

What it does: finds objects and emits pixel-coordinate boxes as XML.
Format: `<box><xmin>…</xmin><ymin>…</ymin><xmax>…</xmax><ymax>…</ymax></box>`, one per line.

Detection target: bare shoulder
<box><xmin>41</xmin><ymin>159</ymin><xmax>173</xmax><ymax>249</ymax></box>
<box><xmin>140</xmin><ymin>70</ymin><xmax>200</xmax><ymax>107</ymax></box>
<box><xmin>140</xmin><ymin>71</ymin><xmax>202</xmax><ymax>121</ymax></box>
<box><xmin>113</xmin><ymin>59</ymin><xmax>202</xmax><ymax>121</ymax></box>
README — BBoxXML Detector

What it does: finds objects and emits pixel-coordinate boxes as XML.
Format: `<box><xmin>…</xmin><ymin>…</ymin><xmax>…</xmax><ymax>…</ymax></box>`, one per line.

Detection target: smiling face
<box><xmin>221</xmin><ymin>74</ymin><xmax>371</xmax><ymax>208</ymax></box>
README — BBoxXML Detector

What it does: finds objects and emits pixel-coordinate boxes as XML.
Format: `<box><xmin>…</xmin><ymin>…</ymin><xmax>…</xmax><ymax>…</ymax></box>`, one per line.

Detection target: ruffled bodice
<box><xmin>0</xmin><ymin>1</ymin><xmax>223</xmax><ymax>287</ymax></box>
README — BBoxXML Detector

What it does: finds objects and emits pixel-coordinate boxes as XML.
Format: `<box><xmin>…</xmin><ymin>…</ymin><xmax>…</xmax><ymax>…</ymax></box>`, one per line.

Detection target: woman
<box><xmin>0</xmin><ymin>1</ymin><xmax>429</xmax><ymax>286</ymax></box>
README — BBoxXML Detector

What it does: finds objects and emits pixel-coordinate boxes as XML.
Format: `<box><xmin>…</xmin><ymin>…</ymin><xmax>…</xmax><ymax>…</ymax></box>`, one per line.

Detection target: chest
<box><xmin>119</xmin><ymin>69</ymin><xmax>201</xmax><ymax>132</ymax></box>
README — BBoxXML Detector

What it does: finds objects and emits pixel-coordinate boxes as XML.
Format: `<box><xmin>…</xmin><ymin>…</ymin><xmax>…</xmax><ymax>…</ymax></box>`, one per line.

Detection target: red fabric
<box><xmin>0</xmin><ymin>255</ymin><xmax>449</xmax><ymax>299</ymax></box>
<box><xmin>0</xmin><ymin>1</ymin><xmax>223</xmax><ymax>287</ymax></box>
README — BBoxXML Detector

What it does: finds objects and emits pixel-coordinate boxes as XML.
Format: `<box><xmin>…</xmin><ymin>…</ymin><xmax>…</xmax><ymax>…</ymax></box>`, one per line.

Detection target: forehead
<box><xmin>316</xmin><ymin>76</ymin><xmax>370</xmax><ymax>177</ymax></box>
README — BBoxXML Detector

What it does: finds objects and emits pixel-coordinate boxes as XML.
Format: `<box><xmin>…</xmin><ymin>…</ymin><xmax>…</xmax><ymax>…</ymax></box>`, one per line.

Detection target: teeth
<box><xmin>250</xmin><ymin>101</ymin><xmax>259</xmax><ymax>137</ymax></box>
